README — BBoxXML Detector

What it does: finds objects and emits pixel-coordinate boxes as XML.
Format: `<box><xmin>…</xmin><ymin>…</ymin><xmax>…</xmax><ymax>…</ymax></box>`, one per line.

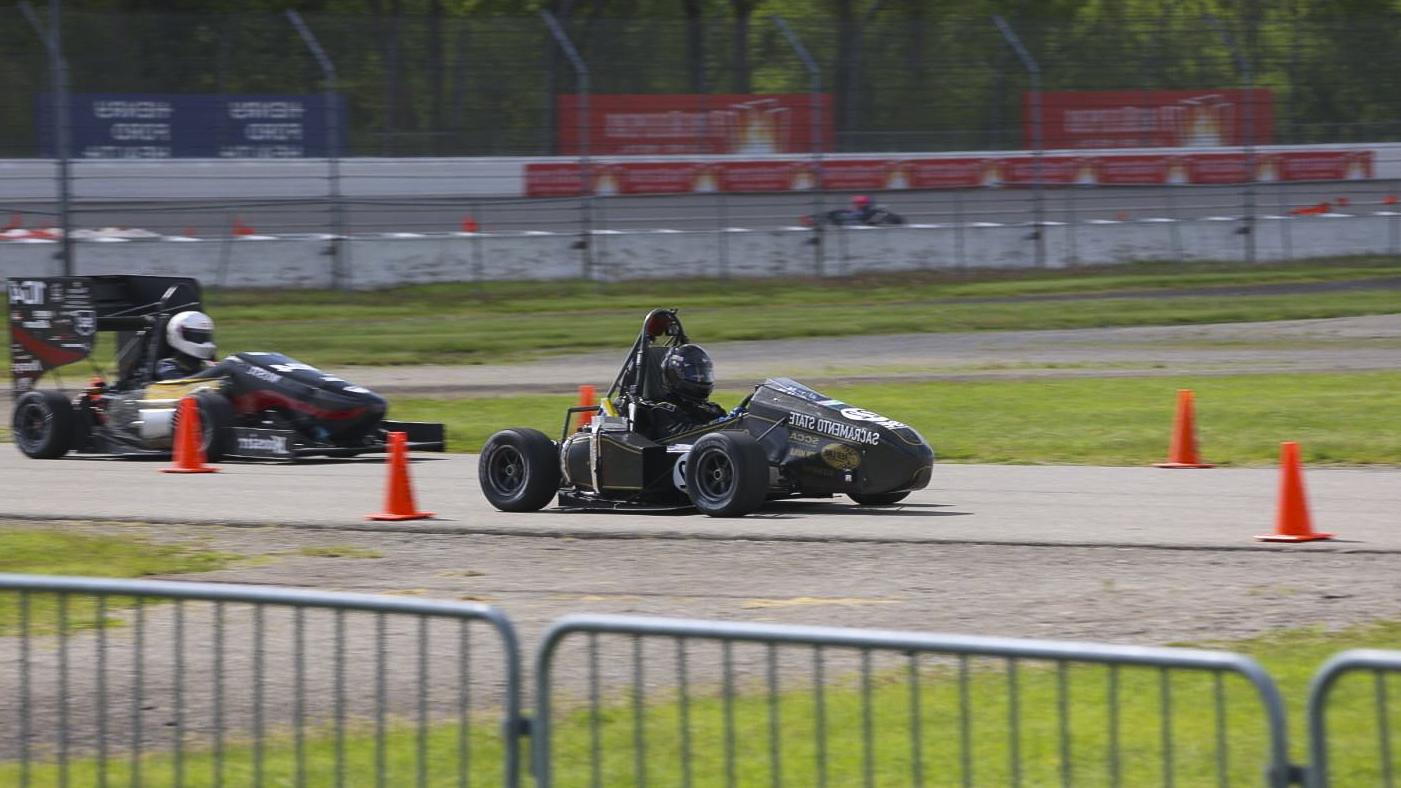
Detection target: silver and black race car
<box><xmin>478</xmin><ymin>308</ymin><xmax>933</xmax><ymax>517</ymax></box>
<box><xmin>8</xmin><ymin>275</ymin><xmax>443</xmax><ymax>461</ymax></box>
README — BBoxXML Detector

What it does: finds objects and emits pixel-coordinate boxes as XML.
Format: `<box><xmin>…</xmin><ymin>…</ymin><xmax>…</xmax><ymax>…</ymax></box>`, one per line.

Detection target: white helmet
<box><xmin>166</xmin><ymin>310</ymin><xmax>216</xmax><ymax>360</ymax></box>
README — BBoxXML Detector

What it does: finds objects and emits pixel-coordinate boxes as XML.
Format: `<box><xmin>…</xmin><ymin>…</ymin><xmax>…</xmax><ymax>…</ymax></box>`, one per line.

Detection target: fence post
<box><xmin>772</xmin><ymin>16</ymin><xmax>825</xmax><ymax>278</ymax></box>
<box><xmin>541</xmin><ymin>10</ymin><xmax>594</xmax><ymax>281</ymax></box>
<box><xmin>992</xmin><ymin>15</ymin><xmax>1045</xmax><ymax>269</ymax></box>
<box><xmin>287</xmin><ymin>10</ymin><xmax>348</xmax><ymax>290</ymax></box>
<box><xmin>20</xmin><ymin>0</ymin><xmax>73</xmax><ymax>276</ymax></box>
<box><xmin>1207</xmin><ymin>14</ymin><xmax>1257</xmax><ymax>265</ymax></box>
<box><xmin>1305</xmin><ymin>649</ymin><xmax>1401</xmax><ymax>788</ymax></box>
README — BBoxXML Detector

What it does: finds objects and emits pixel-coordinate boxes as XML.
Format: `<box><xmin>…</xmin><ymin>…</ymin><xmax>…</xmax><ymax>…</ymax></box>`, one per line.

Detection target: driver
<box><xmin>642</xmin><ymin>343</ymin><xmax>727</xmax><ymax>439</ymax></box>
<box><xmin>850</xmin><ymin>194</ymin><xmax>879</xmax><ymax>223</ymax></box>
<box><xmin>155</xmin><ymin>310</ymin><xmax>217</xmax><ymax>380</ymax></box>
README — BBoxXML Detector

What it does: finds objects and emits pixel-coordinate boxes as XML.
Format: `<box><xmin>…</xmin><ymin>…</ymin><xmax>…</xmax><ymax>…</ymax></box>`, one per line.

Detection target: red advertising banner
<box><xmin>1185</xmin><ymin>153</ymin><xmax>1252</xmax><ymax>184</ymax></box>
<box><xmin>818</xmin><ymin>159</ymin><xmax>891</xmax><ymax>190</ymax></box>
<box><xmin>557</xmin><ymin>94</ymin><xmax>833</xmax><ymax>156</ymax></box>
<box><xmin>898</xmin><ymin>158</ymin><xmax>991</xmax><ymax>189</ymax></box>
<box><xmin>1094</xmin><ymin>155</ymin><xmax>1173</xmax><ymax>185</ymax></box>
<box><xmin>524</xmin><ymin>149</ymin><xmax>1373</xmax><ymax>197</ymax></box>
<box><xmin>998</xmin><ymin>156</ymin><xmax>1087</xmax><ymax>186</ymax></box>
<box><xmin>524</xmin><ymin>163</ymin><xmax>586</xmax><ymax>197</ymax></box>
<box><xmin>716</xmin><ymin>161</ymin><xmax>807</xmax><ymax>192</ymax></box>
<box><xmin>1033</xmin><ymin>89</ymin><xmax>1274</xmax><ymax>150</ymax></box>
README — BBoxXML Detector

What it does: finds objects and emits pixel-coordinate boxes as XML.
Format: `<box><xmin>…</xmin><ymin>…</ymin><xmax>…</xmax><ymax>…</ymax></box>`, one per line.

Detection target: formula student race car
<box><xmin>478</xmin><ymin>308</ymin><xmax>933</xmax><ymax>517</ymax></box>
<box><xmin>8</xmin><ymin>275</ymin><xmax>443</xmax><ymax>461</ymax></box>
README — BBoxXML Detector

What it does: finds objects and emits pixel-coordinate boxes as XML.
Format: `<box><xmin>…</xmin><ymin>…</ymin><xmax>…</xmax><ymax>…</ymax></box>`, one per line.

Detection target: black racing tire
<box><xmin>173</xmin><ymin>390</ymin><xmax>235</xmax><ymax>462</ymax></box>
<box><xmin>848</xmin><ymin>491</ymin><xmax>911</xmax><ymax>506</ymax></box>
<box><xmin>685</xmin><ymin>431</ymin><xmax>770</xmax><ymax>517</ymax></box>
<box><xmin>479</xmin><ymin>428</ymin><xmax>561</xmax><ymax>512</ymax></box>
<box><xmin>12</xmin><ymin>390</ymin><xmax>76</xmax><ymax>459</ymax></box>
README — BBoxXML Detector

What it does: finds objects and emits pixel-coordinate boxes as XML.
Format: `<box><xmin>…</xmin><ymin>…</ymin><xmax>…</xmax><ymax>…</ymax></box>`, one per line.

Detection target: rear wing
<box><xmin>8</xmin><ymin>275</ymin><xmax>202</xmax><ymax>391</ymax></box>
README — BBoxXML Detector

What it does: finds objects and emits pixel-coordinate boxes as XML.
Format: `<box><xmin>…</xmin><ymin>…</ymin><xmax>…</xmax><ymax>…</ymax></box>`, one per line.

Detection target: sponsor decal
<box><xmin>71</xmin><ymin>309</ymin><xmax>96</xmax><ymax>337</ymax></box>
<box><xmin>11</xmin><ymin>359</ymin><xmax>44</xmax><ymax>374</ymax></box>
<box><xmin>271</xmin><ymin>361</ymin><xmax>320</xmax><ymax>373</ymax></box>
<box><xmin>672</xmin><ymin>451</ymin><xmax>690</xmax><ymax>492</ymax></box>
<box><xmin>244</xmin><ymin>365</ymin><xmax>282</xmax><ymax>384</ymax></box>
<box><xmin>8</xmin><ymin>280</ymin><xmax>47</xmax><ymax>306</ymax></box>
<box><xmin>788</xmin><ymin>430</ymin><xmax>821</xmax><ymax>446</ymax></box>
<box><xmin>788</xmin><ymin>411</ymin><xmax>879</xmax><ymax>446</ymax></box>
<box><xmin>839</xmin><ymin>407</ymin><xmax>909</xmax><ymax>431</ymax></box>
<box><xmin>236</xmin><ymin>433</ymin><xmax>290</xmax><ymax>454</ymax></box>
<box><xmin>820</xmin><ymin>443</ymin><xmax>861</xmax><ymax>471</ymax></box>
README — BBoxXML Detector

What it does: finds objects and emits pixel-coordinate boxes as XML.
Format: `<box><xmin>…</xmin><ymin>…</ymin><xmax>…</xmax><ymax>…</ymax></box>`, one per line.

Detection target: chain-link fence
<box><xmin>7</xmin><ymin>9</ymin><xmax>1401</xmax><ymax>157</ymax></box>
<box><xmin>4</xmin><ymin>7</ymin><xmax>1401</xmax><ymax>279</ymax></box>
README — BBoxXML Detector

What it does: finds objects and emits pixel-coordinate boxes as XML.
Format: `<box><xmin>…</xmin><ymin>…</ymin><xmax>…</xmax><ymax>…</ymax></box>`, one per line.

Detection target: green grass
<box><xmin>5</xmin><ymin>621</ymin><xmax>1399</xmax><ymax>786</ymax></box>
<box><xmin>393</xmin><ymin>370</ymin><xmax>1401</xmax><ymax>465</ymax></box>
<box><xmin>189</xmin><ymin>258</ymin><xmax>1401</xmax><ymax>367</ymax></box>
<box><xmin>0</xmin><ymin>527</ymin><xmax>237</xmax><ymax>635</ymax></box>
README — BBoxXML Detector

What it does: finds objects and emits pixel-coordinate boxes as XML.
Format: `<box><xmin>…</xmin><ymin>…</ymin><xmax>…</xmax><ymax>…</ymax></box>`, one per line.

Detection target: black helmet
<box><xmin>662</xmin><ymin>343</ymin><xmax>714</xmax><ymax>403</ymax></box>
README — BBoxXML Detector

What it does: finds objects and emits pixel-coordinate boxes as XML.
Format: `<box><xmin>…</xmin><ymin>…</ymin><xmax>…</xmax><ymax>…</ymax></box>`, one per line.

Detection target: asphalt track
<box><xmin>4</xmin><ymin>451</ymin><xmax>1397</xmax><ymax>551</ymax></box>
<box><xmin>9</xmin><ymin>180</ymin><xmax>1400</xmax><ymax>236</ymax></box>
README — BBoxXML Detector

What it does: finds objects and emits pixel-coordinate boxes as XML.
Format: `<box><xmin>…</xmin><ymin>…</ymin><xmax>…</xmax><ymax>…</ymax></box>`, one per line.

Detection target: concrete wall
<box><xmin>4</xmin><ymin>214</ymin><xmax>1398</xmax><ymax>288</ymax></box>
<box><xmin>3</xmin><ymin>141</ymin><xmax>1398</xmax><ymax>201</ymax></box>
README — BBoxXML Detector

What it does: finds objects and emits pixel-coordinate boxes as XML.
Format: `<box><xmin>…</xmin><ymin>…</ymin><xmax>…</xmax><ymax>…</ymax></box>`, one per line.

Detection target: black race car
<box><xmin>478</xmin><ymin>308</ymin><xmax>933</xmax><ymax>517</ymax></box>
<box><xmin>8</xmin><ymin>275</ymin><xmax>443</xmax><ymax>461</ymax></box>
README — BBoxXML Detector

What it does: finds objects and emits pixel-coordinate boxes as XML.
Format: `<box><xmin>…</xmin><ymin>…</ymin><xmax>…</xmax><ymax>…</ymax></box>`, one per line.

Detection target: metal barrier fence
<box><xmin>6</xmin><ymin>575</ymin><xmax>1401</xmax><ymax>786</ymax></box>
<box><xmin>0</xmin><ymin>573</ymin><xmax>524</xmax><ymax>787</ymax></box>
<box><xmin>1308</xmin><ymin>649</ymin><xmax>1401</xmax><ymax>788</ymax></box>
<box><xmin>533</xmin><ymin>614</ymin><xmax>1294</xmax><ymax>787</ymax></box>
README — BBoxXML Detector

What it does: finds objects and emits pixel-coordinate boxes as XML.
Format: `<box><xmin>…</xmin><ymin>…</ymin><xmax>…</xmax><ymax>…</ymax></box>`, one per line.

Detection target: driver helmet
<box><xmin>662</xmin><ymin>343</ymin><xmax>715</xmax><ymax>403</ymax></box>
<box><xmin>166</xmin><ymin>310</ymin><xmax>216</xmax><ymax>360</ymax></box>
<box><xmin>852</xmin><ymin>194</ymin><xmax>872</xmax><ymax>209</ymax></box>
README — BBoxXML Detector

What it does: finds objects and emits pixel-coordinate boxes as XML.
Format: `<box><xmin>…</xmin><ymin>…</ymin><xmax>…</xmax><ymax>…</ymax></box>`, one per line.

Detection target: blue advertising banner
<box><xmin>37</xmin><ymin>93</ymin><xmax>346</xmax><ymax>158</ymax></box>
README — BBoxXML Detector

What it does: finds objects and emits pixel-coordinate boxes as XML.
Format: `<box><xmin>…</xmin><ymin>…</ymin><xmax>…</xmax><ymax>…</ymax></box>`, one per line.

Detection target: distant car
<box><xmin>478</xmin><ymin>308</ymin><xmax>933</xmax><ymax>517</ymax></box>
<box><xmin>8</xmin><ymin>275</ymin><xmax>443</xmax><ymax>461</ymax></box>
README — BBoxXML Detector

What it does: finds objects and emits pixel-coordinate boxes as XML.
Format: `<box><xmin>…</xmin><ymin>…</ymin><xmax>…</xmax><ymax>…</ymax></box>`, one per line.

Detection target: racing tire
<box><xmin>12</xmin><ymin>390</ymin><xmax>76</xmax><ymax>459</ymax></box>
<box><xmin>685</xmin><ymin>431</ymin><xmax>769</xmax><ymax>517</ymax></box>
<box><xmin>479</xmin><ymin>428</ymin><xmax>561</xmax><ymax>512</ymax></box>
<box><xmin>173</xmin><ymin>390</ymin><xmax>235</xmax><ymax>462</ymax></box>
<box><xmin>848</xmin><ymin>491</ymin><xmax>911</xmax><ymax>506</ymax></box>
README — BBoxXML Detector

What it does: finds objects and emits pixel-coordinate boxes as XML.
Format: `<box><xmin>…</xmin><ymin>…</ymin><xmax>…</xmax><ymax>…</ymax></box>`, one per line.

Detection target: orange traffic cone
<box><xmin>367</xmin><ymin>432</ymin><xmax>434</xmax><ymax>521</ymax></box>
<box><xmin>1257</xmin><ymin>442</ymin><xmax>1333</xmax><ymax>543</ymax></box>
<box><xmin>575</xmin><ymin>384</ymin><xmax>596</xmax><ymax>431</ymax></box>
<box><xmin>460</xmin><ymin>215</ymin><xmax>479</xmax><ymax>233</ymax></box>
<box><xmin>161</xmin><ymin>397</ymin><xmax>219</xmax><ymax>474</ymax></box>
<box><xmin>232</xmin><ymin>217</ymin><xmax>255</xmax><ymax>236</ymax></box>
<box><xmin>1154</xmin><ymin>389</ymin><xmax>1214</xmax><ymax>468</ymax></box>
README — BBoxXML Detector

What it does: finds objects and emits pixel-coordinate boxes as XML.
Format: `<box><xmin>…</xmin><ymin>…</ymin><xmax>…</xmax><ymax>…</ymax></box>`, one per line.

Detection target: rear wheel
<box><xmin>479</xmin><ymin>428</ymin><xmax>560</xmax><ymax>512</ymax></box>
<box><xmin>685</xmin><ymin>432</ymin><xmax>770</xmax><ymax>517</ymax></box>
<box><xmin>849</xmin><ymin>491</ymin><xmax>911</xmax><ymax>506</ymax></box>
<box><xmin>12</xmin><ymin>390</ymin><xmax>76</xmax><ymax>459</ymax></box>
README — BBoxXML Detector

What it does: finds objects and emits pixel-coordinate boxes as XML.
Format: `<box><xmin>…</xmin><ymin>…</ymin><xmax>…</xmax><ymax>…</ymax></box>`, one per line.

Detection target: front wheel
<box><xmin>848</xmin><ymin>491</ymin><xmax>911</xmax><ymax>506</ymax></box>
<box><xmin>12</xmin><ymin>390</ymin><xmax>76</xmax><ymax>459</ymax></box>
<box><xmin>479</xmin><ymin>428</ymin><xmax>561</xmax><ymax>512</ymax></box>
<box><xmin>173</xmin><ymin>391</ymin><xmax>235</xmax><ymax>462</ymax></box>
<box><xmin>685</xmin><ymin>432</ymin><xmax>770</xmax><ymax>517</ymax></box>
